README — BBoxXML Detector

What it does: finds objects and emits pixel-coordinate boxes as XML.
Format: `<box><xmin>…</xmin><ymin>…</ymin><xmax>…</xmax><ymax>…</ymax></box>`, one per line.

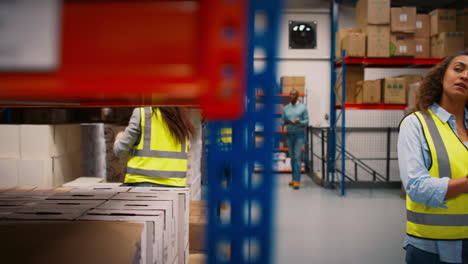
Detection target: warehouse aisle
<box><xmin>273</xmin><ymin>174</ymin><xmax>406</xmax><ymax>264</ymax></box>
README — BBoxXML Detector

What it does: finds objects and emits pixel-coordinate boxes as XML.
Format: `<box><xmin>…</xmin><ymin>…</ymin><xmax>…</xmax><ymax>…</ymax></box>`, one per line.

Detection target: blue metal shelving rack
<box><xmin>206</xmin><ymin>0</ymin><xmax>282</xmax><ymax>263</ymax></box>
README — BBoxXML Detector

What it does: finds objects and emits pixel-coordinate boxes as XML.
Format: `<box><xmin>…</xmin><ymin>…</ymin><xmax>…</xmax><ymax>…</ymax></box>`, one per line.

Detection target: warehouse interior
<box><xmin>0</xmin><ymin>0</ymin><xmax>467</xmax><ymax>263</ymax></box>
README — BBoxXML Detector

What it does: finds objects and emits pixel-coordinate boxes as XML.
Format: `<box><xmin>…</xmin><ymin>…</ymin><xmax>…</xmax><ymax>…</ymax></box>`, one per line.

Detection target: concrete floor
<box><xmin>273</xmin><ymin>174</ymin><xmax>406</xmax><ymax>264</ymax></box>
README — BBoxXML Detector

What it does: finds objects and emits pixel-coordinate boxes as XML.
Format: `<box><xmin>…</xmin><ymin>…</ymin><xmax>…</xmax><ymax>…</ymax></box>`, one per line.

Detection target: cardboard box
<box><xmin>80</xmin><ymin>209</ymin><xmax>164</xmax><ymax>264</ymax></box>
<box><xmin>4</xmin><ymin>207</ymin><xmax>86</xmax><ymax>221</ymax></box>
<box><xmin>429</xmin><ymin>9</ymin><xmax>456</xmax><ymax>36</ymax></box>
<box><xmin>362</xmin><ymin>80</ymin><xmax>382</xmax><ymax>104</ymax></box>
<box><xmin>32</xmin><ymin>199</ymin><xmax>105</xmax><ymax>209</ymax></box>
<box><xmin>18</xmin><ymin>159</ymin><xmax>53</xmax><ymax>187</ymax></box>
<box><xmin>407</xmin><ymin>82</ymin><xmax>420</xmax><ymax>111</ymax></box>
<box><xmin>346</xmin><ymin>65</ymin><xmax>364</xmax><ymax>103</ymax></box>
<box><xmin>336</xmin><ymin>29</ymin><xmax>361</xmax><ymax>57</ymax></box>
<box><xmin>342</xmin><ymin>32</ymin><xmax>366</xmax><ymax>57</ymax></box>
<box><xmin>0</xmin><ymin>125</ymin><xmax>20</xmax><ymax>158</ymax></box>
<box><xmin>356</xmin><ymin>0</ymin><xmax>391</xmax><ymax>28</ymax></box>
<box><xmin>126</xmin><ymin>187</ymin><xmax>190</xmax><ymax>264</ymax></box>
<box><xmin>98</xmin><ymin>200</ymin><xmax>177</xmax><ymax>264</ymax></box>
<box><xmin>456</xmin><ymin>9</ymin><xmax>468</xmax><ymax>46</ymax></box>
<box><xmin>431</xmin><ymin>32</ymin><xmax>465</xmax><ymax>58</ymax></box>
<box><xmin>69</xmin><ymin>186</ymin><xmax>130</xmax><ymax>193</ymax></box>
<box><xmin>0</xmin><ymin>159</ymin><xmax>18</xmax><ymax>186</ymax></box>
<box><xmin>47</xmin><ymin>191</ymin><xmax>116</xmax><ymax>200</ymax></box>
<box><xmin>415</xmin><ymin>38</ymin><xmax>430</xmax><ymax>58</ymax></box>
<box><xmin>281</xmin><ymin>76</ymin><xmax>305</xmax><ymax>94</ymax></box>
<box><xmin>0</xmin><ymin>221</ymin><xmax>144</xmax><ymax>264</ymax></box>
<box><xmin>189</xmin><ymin>201</ymin><xmax>207</xmax><ymax>251</ymax></box>
<box><xmin>415</xmin><ymin>14</ymin><xmax>430</xmax><ymax>38</ymax></box>
<box><xmin>104</xmin><ymin>125</ymin><xmax>127</xmax><ymax>183</ymax></box>
<box><xmin>355</xmin><ymin>81</ymin><xmax>364</xmax><ymax>103</ymax></box>
<box><xmin>20</xmin><ymin>125</ymin><xmax>68</xmax><ymax>158</ymax></box>
<box><xmin>400</xmin><ymin>75</ymin><xmax>423</xmax><ymax>92</ymax></box>
<box><xmin>391</xmin><ymin>7</ymin><xmax>416</xmax><ymax>33</ymax></box>
<box><xmin>390</xmin><ymin>33</ymin><xmax>415</xmax><ymax>56</ymax></box>
<box><xmin>383</xmin><ymin>77</ymin><xmax>406</xmax><ymax>104</ymax></box>
<box><xmin>365</xmin><ymin>25</ymin><xmax>390</xmax><ymax>57</ymax></box>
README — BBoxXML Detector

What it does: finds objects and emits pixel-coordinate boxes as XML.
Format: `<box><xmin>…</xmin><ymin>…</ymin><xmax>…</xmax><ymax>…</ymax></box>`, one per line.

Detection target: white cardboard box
<box><xmin>79</xmin><ymin>209</ymin><xmax>164</xmax><ymax>264</ymax></box>
<box><xmin>47</xmin><ymin>191</ymin><xmax>116</xmax><ymax>200</ymax></box>
<box><xmin>126</xmin><ymin>188</ymin><xmax>190</xmax><ymax>264</ymax></box>
<box><xmin>0</xmin><ymin>125</ymin><xmax>20</xmax><ymax>158</ymax></box>
<box><xmin>62</xmin><ymin>176</ymin><xmax>104</xmax><ymax>187</ymax></box>
<box><xmin>4</xmin><ymin>207</ymin><xmax>86</xmax><ymax>220</ymax></box>
<box><xmin>69</xmin><ymin>186</ymin><xmax>131</xmax><ymax>193</ymax></box>
<box><xmin>20</xmin><ymin>125</ymin><xmax>68</xmax><ymax>158</ymax></box>
<box><xmin>32</xmin><ymin>199</ymin><xmax>105</xmax><ymax>210</ymax></box>
<box><xmin>98</xmin><ymin>200</ymin><xmax>177</xmax><ymax>264</ymax></box>
<box><xmin>18</xmin><ymin>159</ymin><xmax>53</xmax><ymax>187</ymax></box>
<box><xmin>0</xmin><ymin>158</ymin><xmax>19</xmax><ymax>186</ymax></box>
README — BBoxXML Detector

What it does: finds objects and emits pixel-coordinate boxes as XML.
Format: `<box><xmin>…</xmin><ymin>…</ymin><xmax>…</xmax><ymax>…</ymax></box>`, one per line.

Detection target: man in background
<box><xmin>281</xmin><ymin>89</ymin><xmax>309</xmax><ymax>189</ymax></box>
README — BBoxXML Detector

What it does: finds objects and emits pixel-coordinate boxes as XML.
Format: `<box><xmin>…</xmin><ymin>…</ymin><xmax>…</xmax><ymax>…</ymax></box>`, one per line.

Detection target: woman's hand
<box><xmin>115</xmin><ymin>131</ymin><xmax>124</xmax><ymax>141</ymax></box>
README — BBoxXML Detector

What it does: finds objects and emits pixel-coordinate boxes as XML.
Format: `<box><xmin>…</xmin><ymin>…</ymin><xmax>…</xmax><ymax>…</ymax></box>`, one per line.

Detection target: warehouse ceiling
<box><xmin>284</xmin><ymin>0</ymin><xmax>467</xmax><ymax>13</ymax></box>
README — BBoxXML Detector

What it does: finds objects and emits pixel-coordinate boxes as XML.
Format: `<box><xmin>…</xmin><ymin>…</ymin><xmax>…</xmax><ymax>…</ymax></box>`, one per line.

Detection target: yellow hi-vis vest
<box><xmin>125</xmin><ymin>107</ymin><xmax>189</xmax><ymax>187</ymax></box>
<box><xmin>406</xmin><ymin>109</ymin><xmax>468</xmax><ymax>240</ymax></box>
<box><xmin>220</xmin><ymin>128</ymin><xmax>232</xmax><ymax>144</ymax></box>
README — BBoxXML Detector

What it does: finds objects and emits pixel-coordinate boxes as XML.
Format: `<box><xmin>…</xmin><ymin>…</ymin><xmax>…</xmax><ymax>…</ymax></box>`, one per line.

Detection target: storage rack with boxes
<box><xmin>329</xmin><ymin>0</ymin><xmax>465</xmax><ymax>195</ymax></box>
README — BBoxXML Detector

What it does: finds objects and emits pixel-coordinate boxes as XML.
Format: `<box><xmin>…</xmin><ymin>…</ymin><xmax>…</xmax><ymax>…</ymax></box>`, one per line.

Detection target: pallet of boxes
<box><xmin>0</xmin><ymin>184</ymin><xmax>190</xmax><ymax>264</ymax></box>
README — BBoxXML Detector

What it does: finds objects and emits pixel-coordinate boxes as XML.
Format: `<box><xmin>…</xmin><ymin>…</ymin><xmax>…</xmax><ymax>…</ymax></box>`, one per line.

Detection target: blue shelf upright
<box><xmin>206</xmin><ymin>0</ymin><xmax>282</xmax><ymax>263</ymax></box>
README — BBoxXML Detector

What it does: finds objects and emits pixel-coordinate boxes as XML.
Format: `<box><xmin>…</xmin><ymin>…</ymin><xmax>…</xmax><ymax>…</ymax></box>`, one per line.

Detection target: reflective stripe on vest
<box><xmin>405</xmin><ymin>109</ymin><xmax>468</xmax><ymax>240</ymax></box>
<box><xmin>220</xmin><ymin>128</ymin><xmax>232</xmax><ymax>144</ymax></box>
<box><xmin>125</xmin><ymin>107</ymin><xmax>188</xmax><ymax>186</ymax></box>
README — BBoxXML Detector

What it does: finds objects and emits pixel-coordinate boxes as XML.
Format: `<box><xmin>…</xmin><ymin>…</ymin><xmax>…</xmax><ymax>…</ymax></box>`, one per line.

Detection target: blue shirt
<box><xmin>398</xmin><ymin>103</ymin><xmax>468</xmax><ymax>263</ymax></box>
<box><xmin>281</xmin><ymin>103</ymin><xmax>309</xmax><ymax>134</ymax></box>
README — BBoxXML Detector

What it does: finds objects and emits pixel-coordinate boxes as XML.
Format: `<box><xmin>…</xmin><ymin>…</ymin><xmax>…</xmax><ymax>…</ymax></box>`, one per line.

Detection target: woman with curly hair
<box><xmin>398</xmin><ymin>49</ymin><xmax>468</xmax><ymax>264</ymax></box>
<box><xmin>114</xmin><ymin>106</ymin><xmax>195</xmax><ymax>187</ymax></box>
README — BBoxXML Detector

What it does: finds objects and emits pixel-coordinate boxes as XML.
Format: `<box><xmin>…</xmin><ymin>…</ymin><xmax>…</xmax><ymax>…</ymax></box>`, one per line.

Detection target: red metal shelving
<box><xmin>335</xmin><ymin>103</ymin><xmax>407</xmax><ymax>110</ymax></box>
<box><xmin>336</xmin><ymin>57</ymin><xmax>443</xmax><ymax>66</ymax></box>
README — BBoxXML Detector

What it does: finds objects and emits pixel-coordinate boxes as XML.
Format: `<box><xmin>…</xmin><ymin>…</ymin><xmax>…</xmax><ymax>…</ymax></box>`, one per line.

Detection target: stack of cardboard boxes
<box><xmin>430</xmin><ymin>9</ymin><xmax>465</xmax><ymax>58</ymax></box>
<box><xmin>0</xmin><ymin>185</ymin><xmax>191</xmax><ymax>264</ymax></box>
<box><xmin>357</xmin><ymin>0</ymin><xmax>391</xmax><ymax>57</ymax></box>
<box><xmin>457</xmin><ymin>9</ymin><xmax>468</xmax><ymax>48</ymax></box>
<box><xmin>280</xmin><ymin>76</ymin><xmax>305</xmax><ymax>95</ymax></box>
<box><xmin>390</xmin><ymin>7</ymin><xmax>417</xmax><ymax>57</ymax></box>
<box><xmin>354</xmin><ymin>74</ymin><xmax>422</xmax><ymax>104</ymax></box>
<box><xmin>0</xmin><ymin>125</ymin><xmax>82</xmax><ymax>187</ymax></box>
<box><xmin>338</xmin><ymin>1</ymin><xmax>467</xmax><ymax>59</ymax></box>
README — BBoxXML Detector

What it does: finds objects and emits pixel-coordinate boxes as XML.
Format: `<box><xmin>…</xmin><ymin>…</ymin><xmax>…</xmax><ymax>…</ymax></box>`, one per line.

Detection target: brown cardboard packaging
<box><xmin>431</xmin><ymin>32</ymin><xmax>465</xmax><ymax>58</ymax></box>
<box><xmin>400</xmin><ymin>75</ymin><xmax>422</xmax><ymax>92</ymax></box>
<box><xmin>336</xmin><ymin>29</ymin><xmax>361</xmax><ymax>57</ymax></box>
<box><xmin>429</xmin><ymin>9</ymin><xmax>456</xmax><ymax>37</ymax></box>
<box><xmin>391</xmin><ymin>7</ymin><xmax>416</xmax><ymax>33</ymax></box>
<box><xmin>336</xmin><ymin>66</ymin><xmax>364</xmax><ymax>104</ymax></box>
<box><xmin>383</xmin><ymin>77</ymin><xmax>406</xmax><ymax>104</ymax></box>
<box><xmin>364</xmin><ymin>25</ymin><xmax>390</xmax><ymax>57</ymax></box>
<box><xmin>356</xmin><ymin>0</ymin><xmax>391</xmax><ymax>28</ymax></box>
<box><xmin>0</xmin><ymin>221</ymin><xmax>143</xmax><ymax>264</ymax></box>
<box><xmin>281</xmin><ymin>76</ymin><xmax>305</xmax><ymax>94</ymax></box>
<box><xmin>415</xmin><ymin>14</ymin><xmax>430</xmax><ymax>38</ymax></box>
<box><xmin>189</xmin><ymin>201</ymin><xmax>207</xmax><ymax>251</ymax></box>
<box><xmin>355</xmin><ymin>81</ymin><xmax>363</xmax><ymax>103</ymax></box>
<box><xmin>390</xmin><ymin>33</ymin><xmax>415</xmax><ymax>56</ymax></box>
<box><xmin>456</xmin><ymin>9</ymin><xmax>468</xmax><ymax>46</ymax></box>
<box><xmin>342</xmin><ymin>32</ymin><xmax>366</xmax><ymax>57</ymax></box>
<box><xmin>414</xmin><ymin>38</ymin><xmax>430</xmax><ymax>58</ymax></box>
<box><xmin>362</xmin><ymin>79</ymin><xmax>382</xmax><ymax>104</ymax></box>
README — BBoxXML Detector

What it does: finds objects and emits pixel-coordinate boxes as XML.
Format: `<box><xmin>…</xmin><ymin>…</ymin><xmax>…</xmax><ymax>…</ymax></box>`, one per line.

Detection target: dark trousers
<box><xmin>406</xmin><ymin>242</ymin><xmax>468</xmax><ymax>264</ymax></box>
